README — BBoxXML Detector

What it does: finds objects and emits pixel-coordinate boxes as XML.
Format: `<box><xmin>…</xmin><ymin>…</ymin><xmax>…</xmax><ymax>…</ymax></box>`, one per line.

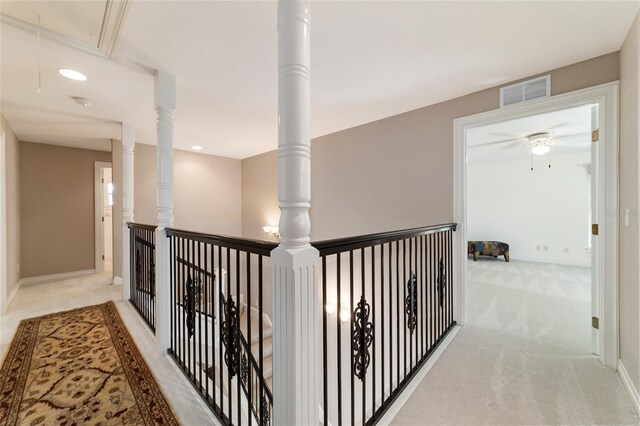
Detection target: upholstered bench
<box><xmin>468</xmin><ymin>241</ymin><xmax>510</xmax><ymax>262</ymax></box>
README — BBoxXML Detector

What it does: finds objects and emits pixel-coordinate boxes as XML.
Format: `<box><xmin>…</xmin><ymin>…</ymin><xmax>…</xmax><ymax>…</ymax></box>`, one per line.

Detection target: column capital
<box><xmin>121</xmin><ymin>122</ymin><xmax>135</xmax><ymax>150</ymax></box>
<box><xmin>154</xmin><ymin>70</ymin><xmax>176</xmax><ymax>111</ymax></box>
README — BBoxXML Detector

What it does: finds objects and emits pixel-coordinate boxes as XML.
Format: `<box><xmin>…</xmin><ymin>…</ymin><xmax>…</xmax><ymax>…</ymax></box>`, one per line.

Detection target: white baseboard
<box><xmin>113</xmin><ymin>276</ymin><xmax>123</xmax><ymax>285</ymax></box>
<box><xmin>378</xmin><ymin>325</ymin><xmax>461</xmax><ymax>425</ymax></box>
<box><xmin>6</xmin><ymin>279</ymin><xmax>22</xmax><ymax>310</ymax></box>
<box><xmin>618</xmin><ymin>359</ymin><xmax>640</xmax><ymax>418</ymax></box>
<box><xmin>18</xmin><ymin>269</ymin><xmax>96</xmax><ymax>286</ymax></box>
<box><xmin>507</xmin><ymin>255</ymin><xmax>591</xmax><ymax>268</ymax></box>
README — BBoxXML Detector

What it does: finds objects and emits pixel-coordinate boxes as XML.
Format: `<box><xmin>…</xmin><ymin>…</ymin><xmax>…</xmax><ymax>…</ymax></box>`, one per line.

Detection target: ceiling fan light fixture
<box><xmin>532</xmin><ymin>145</ymin><xmax>550</xmax><ymax>156</ymax></box>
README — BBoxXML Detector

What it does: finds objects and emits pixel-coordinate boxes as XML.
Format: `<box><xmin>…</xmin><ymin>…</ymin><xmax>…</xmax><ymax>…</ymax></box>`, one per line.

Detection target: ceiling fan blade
<box><xmin>468</xmin><ymin>137</ymin><xmax>522</xmax><ymax>149</ymax></box>
<box><xmin>549</xmin><ymin>132</ymin><xmax>590</xmax><ymax>144</ymax></box>
<box><xmin>501</xmin><ymin>140</ymin><xmax>525</xmax><ymax>149</ymax></box>
<box><xmin>544</xmin><ymin>122</ymin><xmax>570</xmax><ymax>131</ymax></box>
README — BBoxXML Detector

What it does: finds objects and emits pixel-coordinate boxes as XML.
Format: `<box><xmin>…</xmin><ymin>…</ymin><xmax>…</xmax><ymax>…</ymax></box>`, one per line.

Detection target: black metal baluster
<box><xmin>247</xmin><ymin>252</ymin><xmax>252</xmax><ymax>425</ymax></box>
<box><xmin>198</xmin><ymin>241</ymin><xmax>203</xmax><ymax>392</ymax></box>
<box><xmin>395</xmin><ymin>240</ymin><xmax>399</xmax><ymax>391</ymax></box>
<box><xmin>430</xmin><ymin>233</ymin><xmax>434</xmax><ymax>349</ymax></box>
<box><xmin>388</xmin><ymin>242</ymin><xmax>392</xmax><ymax>395</ymax></box>
<box><xmin>227</xmin><ymin>246</ymin><xmax>232</xmax><ymax>422</ymax></box>
<box><xmin>181</xmin><ymin>237</ymin><xmax>186</xmax><ymax>369</ymax></box>
<box><xmin>258</xmin><ymin>255</ymin><xmax>264</xmax><ymax>426</ymax></box>
<box><xmin>413</xmin><ymin>237</ymin><xmax>422</xmax><ymax>365</ymax></box>
<box><xmin>449</xmin><ymin>230</ymin><xmax>453</xmax><ymax>328</ymax></box>
<box><xmin>170</xmin><ymin>235</ymin><xmax>175</xmax><ymax>353</ymax></box>
<box><xmin>439</xmin><ymin>231</ymin><xmax>444</xmax><ymax>341</ymax></box>
<box><xmin>371</xmin><ymin>245</ymin><xmax>376</xmax><ymax>415</ymax></box>
<box><xmin>204</xmin><ymin>242</ymin><xmax>210</xmax><ymax>402</ymax></box>
<box><xmin>236</xmin><ymin>249</ymin><xmax>241</xmax><ymax>426</ymax></box>
<box><xmin>322</xmin><ymin>256</ymin><xmax>328</xmax><ymax>426</ymax></box>
<box><xmin>336</xmin><ymin>254</ymin><xmax>343</xmax><ymax>426</ymax></box>
<box><xmin>421</xmin><ymin>235</ymin><xmax>426</xmax><ymax>358</ymax></box>
<box><xmin>380</xmin><ymin>243</ymin><xmax>385</xmax><ymax>403</ymax></box>
<box><xmin>409</xmin><ymin>237</ymin><xmax>413</xmax><ymax>370</ymax></box>
<box><xmin>403</xmin><ymin>238</ymin><xmax>407</xmax><ymax>379</ymax></box>
<box><xmin>360</xmin><ymin>248</ymin><xmax>366</xmax><ymax>425</ymax></box>
<box><xmin>189</xmin><ymin>238</ymin><xmax>195</xmax><ymax>379</ymax></box>
<box><xmin>350</xmin><ymin>250</ymin><xmax>355</xmax><ymax>426</ymax></box>
<box><xmin>219</xmin><ymin>245</ymin><xmax>224</xmax><ymax>415</ymax></box>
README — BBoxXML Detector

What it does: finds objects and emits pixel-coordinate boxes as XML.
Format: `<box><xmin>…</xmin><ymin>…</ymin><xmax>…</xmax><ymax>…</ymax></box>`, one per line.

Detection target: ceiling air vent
<box><xmin>500</xmin><ymin>75</ymin><xmax>550</xmax><ymax>107</ymax></box>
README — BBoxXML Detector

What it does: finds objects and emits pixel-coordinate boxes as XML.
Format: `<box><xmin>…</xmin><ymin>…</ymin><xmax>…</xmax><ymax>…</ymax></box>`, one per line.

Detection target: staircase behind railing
<box><xmin>166</xmin><ymin>228</ymin><xmax>276</xmax><ymax>425</ymax></box>
<box><xmin>128</xmin><ymin>223</ymin><xmax>157</xmax><ymax>332</ymax></box>
<box><xmin>127</xmin><ymin>223</ymin><xmax>457</xmax><ymax>426</ymax></box>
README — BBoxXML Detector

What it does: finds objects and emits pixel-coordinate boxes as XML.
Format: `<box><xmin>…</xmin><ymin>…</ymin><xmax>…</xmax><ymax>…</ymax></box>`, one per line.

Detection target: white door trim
<box><xmin>0</xmin><ymin>132</ymin><xmax>7</xmax><ymax>314</ymax></box>
<box><xmin>453</xmin><ymin>81</ymin><xmax>619</xmax><ymax>369</ymax></box>
<box><xmin>94</xmin><ymin>161</ymin><xmax>112</xmax><ymax>274</ymax></box>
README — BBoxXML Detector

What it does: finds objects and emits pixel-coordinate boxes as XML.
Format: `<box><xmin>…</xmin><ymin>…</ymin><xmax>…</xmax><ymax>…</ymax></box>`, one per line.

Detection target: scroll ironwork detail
<box><xmin>352</xmin><ymin>295</ymin><xmax>373</xmax><ymax>381</ymax></box>
<box><xmin>438</xmin><ymin>258</ymin><xmax>446</xmax><ymax>307</ymax></box>
<box><xmin>221</xmin><ymin>296</ymin><xmax>240</xmax><ymax>377</ymax></box>
<box><xmin>405</xmin><ymin>272</ymin><xmax>418</xmax><ymax>333</ymax></box>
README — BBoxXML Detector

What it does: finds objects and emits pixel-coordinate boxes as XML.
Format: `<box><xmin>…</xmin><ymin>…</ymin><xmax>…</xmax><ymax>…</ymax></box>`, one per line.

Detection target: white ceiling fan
<box><xmin>470</xmin><ymin>122</ymin><xmax>590</xmax><ymax>154</ymax></box>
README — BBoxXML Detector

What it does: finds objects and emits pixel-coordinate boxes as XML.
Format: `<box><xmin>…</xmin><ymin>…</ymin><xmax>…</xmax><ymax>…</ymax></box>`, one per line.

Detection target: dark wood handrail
<box><xmin>128</xmin><ymin>222</ymin><xmax>157</xmax><ymax>231</ymax></box>
<box><xmin>312</xmin><ymin>222</ymin><xmax>457</xmax><ymax>256</ymax></box>
<box><xmin>166</xmin><ymin>228</ymin><xmax>278</xmax><ymax>256</ymax></box>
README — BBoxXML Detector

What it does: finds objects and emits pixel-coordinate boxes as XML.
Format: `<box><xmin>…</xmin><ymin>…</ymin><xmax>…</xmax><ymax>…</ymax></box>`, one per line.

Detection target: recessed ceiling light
<box><xmin>58</xmin><ymin>68</ymin><xmax>87</xmax><ymax>81</ymax></box>
<box><xmin>71</xmin><ymin>96</ymin><xmax>92</xmax><ymax>107</ymax></box>
<box><xmin>192</xmin><ymin>146</ymin><xmax>203</xmax><ymax>151</ymax></box>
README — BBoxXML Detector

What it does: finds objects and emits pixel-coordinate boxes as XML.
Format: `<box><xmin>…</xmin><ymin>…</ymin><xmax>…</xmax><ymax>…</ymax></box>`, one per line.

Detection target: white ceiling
<box><xmin>467</xmin><ymin>104</ymin><xmax>592</xmax><ymax>164</ymax></box>
<box><xmin>1</xmin><ymin>1</ymin><xmax>638</xmax><ymax>159</ymax></box>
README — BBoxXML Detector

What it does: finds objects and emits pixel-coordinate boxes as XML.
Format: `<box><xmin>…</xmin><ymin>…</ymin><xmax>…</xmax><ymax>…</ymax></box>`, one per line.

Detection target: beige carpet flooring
<box><xmin>392</xmin><ymin>259</ymin><xmax>639</xmax><ymax>425</ymax></box>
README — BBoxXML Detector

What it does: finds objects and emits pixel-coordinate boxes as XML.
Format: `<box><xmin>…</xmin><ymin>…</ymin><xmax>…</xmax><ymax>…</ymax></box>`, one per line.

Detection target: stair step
<box><xmin>251</xmin><ymin>336</ymin><xmax>273</xmax><ymax>359</ymax></box>
<box><xmin>240</xmin><ymin>312</ymin><xmax>272</xmax><ymax>344</ymax></box>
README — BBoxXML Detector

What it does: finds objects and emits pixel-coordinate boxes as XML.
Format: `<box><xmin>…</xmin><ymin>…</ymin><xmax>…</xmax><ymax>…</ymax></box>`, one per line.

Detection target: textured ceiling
<box><xmin>1</xmin><ymin>1</ymin><xmax>638</xmax><ymax>158</ymax></box>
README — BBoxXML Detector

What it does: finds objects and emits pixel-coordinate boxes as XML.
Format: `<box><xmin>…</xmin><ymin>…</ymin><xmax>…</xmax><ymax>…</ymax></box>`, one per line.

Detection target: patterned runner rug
<box><xmin>0</xmin><ymin>302</ymin><xmax>178</xmax><ymax>425</ymax></box>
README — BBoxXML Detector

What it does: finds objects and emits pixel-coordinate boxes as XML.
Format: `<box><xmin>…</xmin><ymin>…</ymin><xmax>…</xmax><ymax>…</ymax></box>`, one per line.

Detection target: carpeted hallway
<box><xmin>392</xmin><ymin>259</ymin><xmax>639</xmax><ymax>425</ymax></box>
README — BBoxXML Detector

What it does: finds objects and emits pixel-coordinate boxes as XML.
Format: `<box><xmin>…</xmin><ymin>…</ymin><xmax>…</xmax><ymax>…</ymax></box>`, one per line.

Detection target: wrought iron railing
<box><xmin>166</xmin><ymin>228</ymin><xmax>277</xmax><ymax>426</ymax></box>
<box><xmin>128</xmin><ymin>223</ymin><xmax>157</xmax><ymax>332</ymax></box>
<box><xmin>314</xmin><ymin>223</ymin><xmax>457</xmax><ymax>426</ymax></box>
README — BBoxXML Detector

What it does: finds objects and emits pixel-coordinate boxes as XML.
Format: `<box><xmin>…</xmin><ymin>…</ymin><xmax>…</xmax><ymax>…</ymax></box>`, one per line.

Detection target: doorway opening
<box><xmin>453</xmin><ymin>82</ymin><xmax>619</xmax><ymax>368</ymax></box>
<box><xmin>95</xmin><ymin>162</ymin><xmax>113</xmax><ymax>274</ymax></box>
<box><xmin>465</xmin><ymin>103</ymin><xmax>596</xmax><ymax>357</ymax></box>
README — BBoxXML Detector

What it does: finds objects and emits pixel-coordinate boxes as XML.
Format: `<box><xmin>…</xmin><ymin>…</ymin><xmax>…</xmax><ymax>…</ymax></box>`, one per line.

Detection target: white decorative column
<box><xmin>154</xmin><ymin>70</ymin><xmax>176</xmax><ymax>353</ymax></box>
<box><xmin>272</xmin><ymin>1</ymin><xmax>320</xmax><ymax>425</ymax></box>
<box><xmin>121</xmin><ymin>123</ymin><xmax>135</xmax><ymax>301</ymax></box>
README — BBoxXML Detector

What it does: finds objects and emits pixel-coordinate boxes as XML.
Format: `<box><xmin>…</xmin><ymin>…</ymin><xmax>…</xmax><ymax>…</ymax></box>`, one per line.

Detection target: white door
<box><xmin>590</xmin><ymin>104</ymin><xmax>599</xmax><ymax>356</ymax></box>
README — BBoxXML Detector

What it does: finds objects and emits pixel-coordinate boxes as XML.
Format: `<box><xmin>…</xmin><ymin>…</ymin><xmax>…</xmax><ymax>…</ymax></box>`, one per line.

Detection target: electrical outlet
<box><xmin>564</xmin><ymin>247</ymin><xmax>569</xmax><ymax>253</ymax></box>
<box><xmin>543</xmin><ymin>246</ymin><xmax>548</xmax><ymax>251</ymax></box>
<box><xmin>536</xmin><ymin>245</ymin><xmax>541</xmax><ymax>251</ymax></box>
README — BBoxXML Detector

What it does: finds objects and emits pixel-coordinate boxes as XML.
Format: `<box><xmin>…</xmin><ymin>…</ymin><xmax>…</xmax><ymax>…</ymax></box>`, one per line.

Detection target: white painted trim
<box><xmin>505</xmin><ymin>255</ymin><xmax>591</xmax><ymax>268</ymax></box>
<box><xmin>378</xmin><ymin>326</ymin><xmax>461</xmax><ymax>425</ymax></box>
<box><xmin>453</xmin><ymin>81</ymin><xmax>619</xmax><ymax>369</ymax></box>
<box><xmin>94</xmin><ymin>161</ymin><xmax>112</xmax><ymax>275</ymax></box>
<box><xmin>0</xmin><ymin>131</ymin><xmax>6</xmax><ymax>315</ymax></box>
<box><xmin>113</xmin><ymin>276</ymin><xmax>123</xmax><ymax>285</ymax></box>
<box><xmin>18</xmin><ymin>269</ymin><xmax>95</xmax><ymax>286</ymax></box>
<box><xmin>6</xmin><ymin>277</ymin><xmax>21</xmax><ymax>310</ymax></box>
<box><xmin>618</xmin><ymin>360</ymin><xmax>640</xmax><ymax>418</ymax></box>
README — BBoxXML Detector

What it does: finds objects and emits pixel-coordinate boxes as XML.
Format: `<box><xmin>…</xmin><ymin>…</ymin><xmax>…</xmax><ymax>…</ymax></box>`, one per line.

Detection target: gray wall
<box><xmin>131</xmin><ymin>143</ymin><xmax>243</xmax><ymax>235</ymax></box>
<box><xmin>1</xmin><ymin>115</ymin><xmax>20</xmax><ymax>299</ymax></box>
<box><xmin>620</xmin><ymin>11</ymin><xmax>640</xmax><ymax>390</ymax></box>
<box><xmin>19</xmin><ymin>142</ymin><xmax>111</xmax><ymax>278</ymax></box>
<box><xmin>241</xmin><ymin>52</ymin><xmax>621</xmax><ymax>241</ymax></box>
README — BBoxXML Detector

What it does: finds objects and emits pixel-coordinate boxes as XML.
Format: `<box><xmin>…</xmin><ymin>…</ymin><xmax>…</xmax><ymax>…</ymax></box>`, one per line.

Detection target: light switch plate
<box><xmin>625</xmin><ymin>208</ymin><xmax>630</xmax><ymax>227</ymax></box>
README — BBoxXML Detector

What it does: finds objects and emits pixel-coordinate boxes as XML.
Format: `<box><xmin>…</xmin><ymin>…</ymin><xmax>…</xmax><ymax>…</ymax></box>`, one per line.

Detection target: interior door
<box><xmin>590</xmin><ymin>104</ymin><xmax>600</xmax><ymax>356</ymax></box>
